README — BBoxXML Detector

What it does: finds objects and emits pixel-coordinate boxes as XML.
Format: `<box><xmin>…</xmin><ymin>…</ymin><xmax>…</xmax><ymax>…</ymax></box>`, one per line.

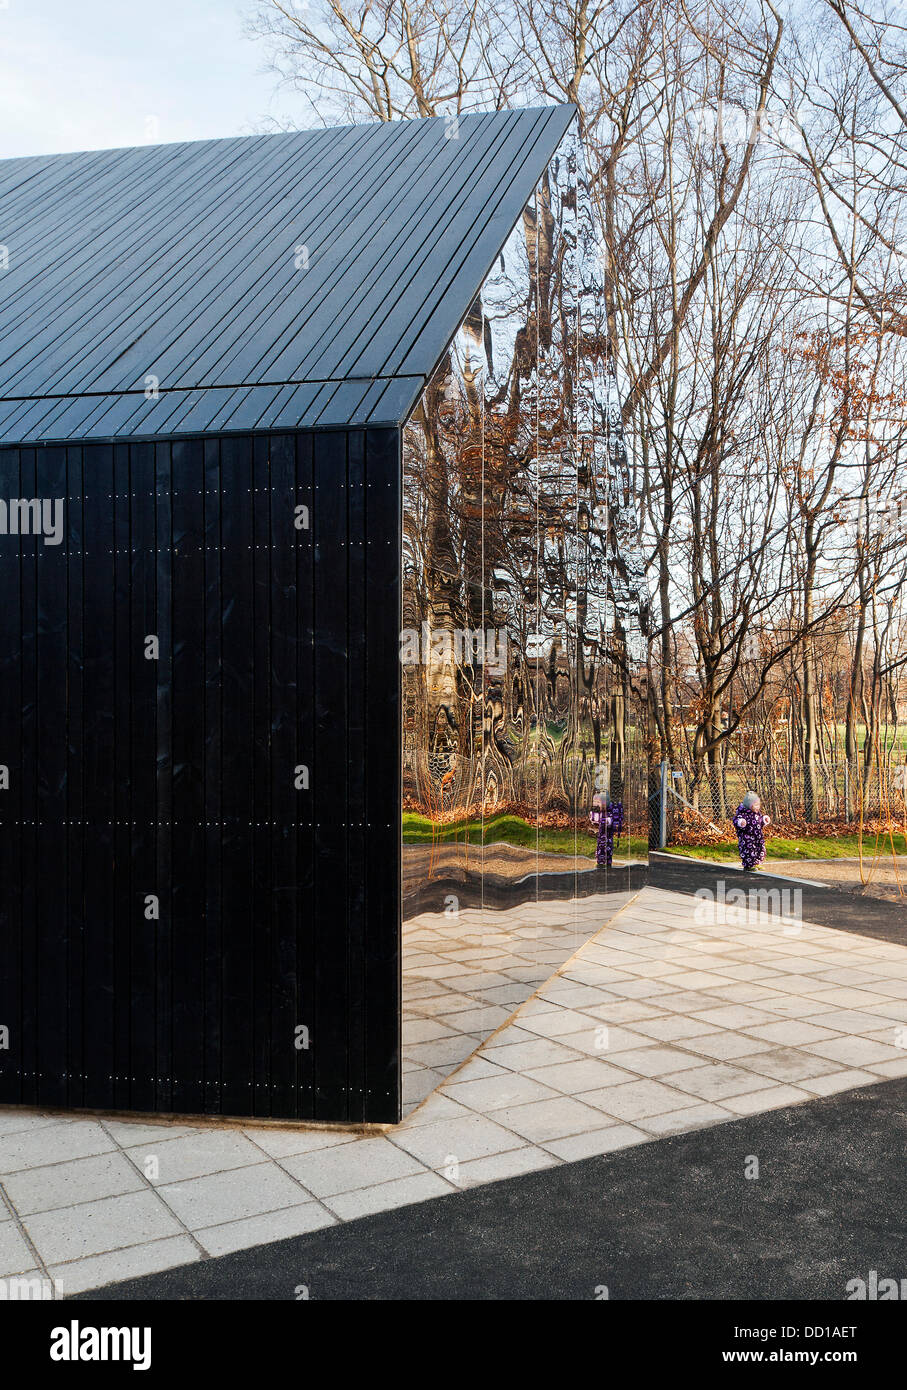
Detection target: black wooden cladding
<box><xmin>0</xmin><ymin>427</ymin><xmax>402</xmax><ymax>1123</ymax></box>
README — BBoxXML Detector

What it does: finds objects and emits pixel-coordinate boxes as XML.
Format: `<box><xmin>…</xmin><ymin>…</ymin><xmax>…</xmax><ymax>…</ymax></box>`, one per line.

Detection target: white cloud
<box><xmin>0</xmin><ymin>0</ymin><xmax>298</xmax><ymax>158</ymax></box>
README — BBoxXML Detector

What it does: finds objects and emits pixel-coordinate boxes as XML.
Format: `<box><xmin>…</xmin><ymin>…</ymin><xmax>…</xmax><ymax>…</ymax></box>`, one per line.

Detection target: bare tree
<box><xmin>247</xmin><ymin>0</ymin><xmax>522</xmax><ymax>122</ymax></box>
<box><xmin>247</xmin><ymin>0</ymin><xmax>907</xmax><ymax>832</ymax></box>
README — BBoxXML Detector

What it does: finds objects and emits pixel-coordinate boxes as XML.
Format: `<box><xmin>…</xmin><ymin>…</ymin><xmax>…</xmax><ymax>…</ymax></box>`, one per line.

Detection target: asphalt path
<box><xmin>649</xmin><ymin>851</ymin><xmax>906</xmax><ymax>944</ymax></box>
<box><xmin>77</xmin><ymin>1073</ymin><xmax>907</xmax><ymax>1301</ymax></box>
<box><xmin>75</xmin><ymin>856</ymin><xmax>906</xmax><ymax>1302</ymax></box>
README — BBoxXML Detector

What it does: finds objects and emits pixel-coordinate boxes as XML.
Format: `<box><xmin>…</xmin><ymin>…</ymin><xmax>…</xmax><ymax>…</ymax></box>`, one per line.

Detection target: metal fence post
<box><xmin>659</xmin><ymin>759</ymin><xmax>668</xmax><ymax>849</ymax></box>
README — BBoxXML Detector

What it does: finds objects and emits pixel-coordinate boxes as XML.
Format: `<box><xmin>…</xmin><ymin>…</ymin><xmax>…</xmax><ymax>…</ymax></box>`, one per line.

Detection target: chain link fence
<box><xmin>653</xmin><ymin>760</ymin><xmax>907</xmax><ymax>847</ymax></box>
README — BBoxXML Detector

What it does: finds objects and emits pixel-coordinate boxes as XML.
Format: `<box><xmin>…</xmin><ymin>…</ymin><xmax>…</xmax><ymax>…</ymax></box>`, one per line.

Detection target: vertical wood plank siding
<box><xmin>0</xmin><ymin>427</ymin><xmax>402</xmax><ymax>1123</ymax></box>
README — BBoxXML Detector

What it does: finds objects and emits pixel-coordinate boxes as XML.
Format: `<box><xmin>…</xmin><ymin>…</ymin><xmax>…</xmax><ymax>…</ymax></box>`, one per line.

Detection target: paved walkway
<box><xmin>3</xmin><ymin>882</ymin><xmax>907</xmax><ymax>1296</ymax></box>
<box><xmin>649</xmin><ymin>852</ymin><xmax>907</xmax><ymax>943</ymax></box>
<box><xmin>80</xmin><ymin>1074</ymin><xmax>907</xmax><ymax>1300</ymax></box>
<box><xmin>402</xmin><ymin>888</ymin><xmax>637</xmax><ymax>1111</ymax></box>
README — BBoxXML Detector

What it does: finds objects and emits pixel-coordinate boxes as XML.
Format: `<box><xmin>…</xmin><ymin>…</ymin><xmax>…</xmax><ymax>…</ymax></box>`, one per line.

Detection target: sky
<box><xmin>0</xmin><ymin>0</ymin><xmax>300</xmax><ymax>159</ymax></box>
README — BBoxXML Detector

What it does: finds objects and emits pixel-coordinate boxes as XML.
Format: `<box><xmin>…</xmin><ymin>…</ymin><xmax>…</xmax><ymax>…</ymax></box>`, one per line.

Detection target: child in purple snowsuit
<box><xmin>590</xmin><ymin>794</ymin><xmax>624</xmax><ymax>868</ymax></box>
<box><xmin>733</xmin><ymin>791</ymin><xmax>770</xmax><ymax>870</ymax></box>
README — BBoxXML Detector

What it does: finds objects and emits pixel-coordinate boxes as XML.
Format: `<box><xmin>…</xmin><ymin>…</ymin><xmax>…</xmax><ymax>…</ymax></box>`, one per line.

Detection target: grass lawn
<box><xmin>663</xmin><ymin>832</ymin><xmax>907</xmax><ymax>863</ymax></box>
<box><xmin>402</xmin><ymin>812</ymin><xmax>648</xmax><ymax>860</ymax></box>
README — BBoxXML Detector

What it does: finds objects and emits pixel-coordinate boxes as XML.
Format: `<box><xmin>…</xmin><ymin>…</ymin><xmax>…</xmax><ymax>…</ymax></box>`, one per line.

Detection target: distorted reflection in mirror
<box><xmin>401</xmin><ymin>126</ymin><xmax>647</xmax><ymax>926</ymax></box>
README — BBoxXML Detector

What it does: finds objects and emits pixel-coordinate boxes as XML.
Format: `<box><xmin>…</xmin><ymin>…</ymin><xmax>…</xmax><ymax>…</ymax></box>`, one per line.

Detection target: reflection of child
<box><xmin>733</xmin><ymin>791</ymin><xmax>770</xmax><ymax>870</ymax></box>
<box><xmin>590</xmin><ymin>793</ymin><xmax>624</xmax><ymax>868</ymax></box>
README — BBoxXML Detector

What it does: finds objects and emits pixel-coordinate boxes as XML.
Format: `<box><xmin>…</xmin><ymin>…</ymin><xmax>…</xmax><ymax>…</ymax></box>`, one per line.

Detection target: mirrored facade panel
<box><xmin>400</xmin><ymin>126</ymin><xmax>647</xmax><ymax>1104</ymax></box>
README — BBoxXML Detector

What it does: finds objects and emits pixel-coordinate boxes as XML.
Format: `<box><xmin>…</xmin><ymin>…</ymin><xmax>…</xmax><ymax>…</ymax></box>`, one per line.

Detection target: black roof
<box><xmin>0</xmin><ymin>106</ymin><xmax>574</xmax><ymax>445</ymax></box>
